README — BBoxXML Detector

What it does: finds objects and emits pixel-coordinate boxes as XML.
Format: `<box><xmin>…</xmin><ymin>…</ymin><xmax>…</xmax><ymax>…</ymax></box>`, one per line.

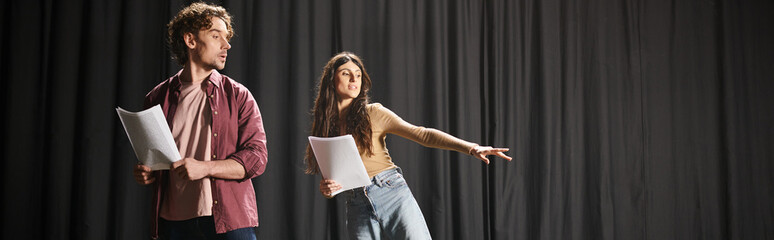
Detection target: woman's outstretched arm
<box><xmin>376</xmin><ymin>104</ymin><xmax>512</xmax><ymax>163</ymax></box>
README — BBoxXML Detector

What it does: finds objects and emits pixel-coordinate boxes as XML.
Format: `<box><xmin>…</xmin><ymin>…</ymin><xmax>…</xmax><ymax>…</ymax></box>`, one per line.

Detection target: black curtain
<box><xmin>2</xmin><ymin>0</ymin><xmax>772</xmax><ymax>239</ymax></box>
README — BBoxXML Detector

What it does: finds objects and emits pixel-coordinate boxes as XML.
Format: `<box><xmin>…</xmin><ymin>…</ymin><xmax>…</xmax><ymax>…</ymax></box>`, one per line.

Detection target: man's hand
<box><xmin>172</xmin><ymin>157</ymin><xmax>210</xmax><ymax>181</ymax></box>
<box><xmin>133</xmin><ymin>164</ymin><xmax>155</xmax><ymax>185</ymax></box>
<box><xmin>320</xmin><ymin>178</ymin><xmax>342</xmax><ymax>198</ymax></box>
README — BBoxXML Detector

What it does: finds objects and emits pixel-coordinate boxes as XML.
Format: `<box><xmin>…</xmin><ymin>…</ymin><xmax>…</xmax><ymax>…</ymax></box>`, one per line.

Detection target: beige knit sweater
<box><xmin>362</xmin><ymin>103</ymin><xmax>478</xmax><ymax>177</ymax></box>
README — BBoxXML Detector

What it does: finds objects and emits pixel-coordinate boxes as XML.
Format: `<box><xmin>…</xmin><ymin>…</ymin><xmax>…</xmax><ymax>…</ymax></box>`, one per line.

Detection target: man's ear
<box><xmin>184</xmin><ymin>32</ymin><xmax>197</xmax><ymax>49</ymax></box>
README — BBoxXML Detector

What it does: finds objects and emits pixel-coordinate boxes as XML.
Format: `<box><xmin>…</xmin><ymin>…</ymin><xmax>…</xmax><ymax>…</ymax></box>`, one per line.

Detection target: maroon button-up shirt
<box><xmin>143</xmin><ymin>70</ymin><xmax>268</xmax><ymax>239</ymax></box>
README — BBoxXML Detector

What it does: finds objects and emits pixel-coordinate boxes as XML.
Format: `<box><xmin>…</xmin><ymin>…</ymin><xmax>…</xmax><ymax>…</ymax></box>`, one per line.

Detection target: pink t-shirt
<box><xmin>160</xmin><ymin>80</ymin><xmax>214</xmax><ymax>221</ymax></box>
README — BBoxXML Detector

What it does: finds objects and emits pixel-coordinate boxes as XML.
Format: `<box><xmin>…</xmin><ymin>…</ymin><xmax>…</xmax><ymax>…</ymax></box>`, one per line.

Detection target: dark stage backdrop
<box><xmin>1</xmin><ymin>0</ymin><xmax>772</xmax><ymax>239</ymax></box>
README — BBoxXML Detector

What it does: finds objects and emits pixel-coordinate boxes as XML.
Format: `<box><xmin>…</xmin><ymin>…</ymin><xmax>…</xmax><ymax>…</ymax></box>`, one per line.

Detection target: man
<box><xmin>133</xmin><ymin>2</ymin><xmax>267</xmax><ymax>240</ymax></box>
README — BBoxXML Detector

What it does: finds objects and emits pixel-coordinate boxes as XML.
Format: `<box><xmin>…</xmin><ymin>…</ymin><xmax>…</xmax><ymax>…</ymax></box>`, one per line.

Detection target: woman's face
<box><xmin>334</xmin><ymin>61</ymin><xmax>362</xmax><ymax>101</ymax></box>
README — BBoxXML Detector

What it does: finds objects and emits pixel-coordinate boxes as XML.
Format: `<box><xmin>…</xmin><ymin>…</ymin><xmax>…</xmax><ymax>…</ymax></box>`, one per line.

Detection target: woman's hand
<box><xmin>469</xmin><ymin>146</ymin><xmax>512</xmax><ymax>164</ymax></box>
<box><xmin>320</xmin><ymin>178</ymin><xmax>343</xmax><ymax>198</ymax></box>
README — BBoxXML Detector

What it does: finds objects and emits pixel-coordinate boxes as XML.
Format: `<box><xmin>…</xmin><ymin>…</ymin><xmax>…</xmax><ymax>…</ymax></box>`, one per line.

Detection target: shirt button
<box><xmin>213</xmin><ymin>200</ymin><xmax>218</xmax><ymax>205</ymax></box>
<box><xmin>213</xmin><ymin>133</ymin><xmax>218</xmax><ymax>137</ymax></box>
<box><xmin>210</xmin><ymin>94</ymin><xmax>214</xmax><ymax>98</ymax></box>
<box><xmin>214</xmin><ymin>111</ymin><xmax>218</xmax><ymax>115</ymax></box>
<box><xmin>212</xmin><ymin>154</ymin><xmax>217</xmax><ymax>159</ymax></box>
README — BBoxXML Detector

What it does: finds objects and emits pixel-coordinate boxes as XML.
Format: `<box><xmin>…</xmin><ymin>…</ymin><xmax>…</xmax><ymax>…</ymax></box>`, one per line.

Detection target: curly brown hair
<box><xmin>305</xmin><ymin>52</ymin><xmax>374</xmax><ymax>175</ymax></box>
<box><xmin>167</xmin><ymin>2</ymin><xmax>234</xmax><ymax>66</ymax></box>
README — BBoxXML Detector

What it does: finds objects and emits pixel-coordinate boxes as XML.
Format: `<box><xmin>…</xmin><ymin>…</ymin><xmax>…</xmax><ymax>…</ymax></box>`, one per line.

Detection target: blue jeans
<box><xmin>160</xmin><ymin>216</ymin><xmax>256</xmax><ymax>240</ymax></box>
<box><xmin>344</xmin><ymin>168</ymin><xmax>432</xmax><ymax>239</ymax></box>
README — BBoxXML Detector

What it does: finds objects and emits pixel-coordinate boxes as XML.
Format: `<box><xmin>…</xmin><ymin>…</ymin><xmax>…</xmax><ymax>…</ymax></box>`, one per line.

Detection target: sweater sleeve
<box><xmin>372</xmin><ymin>104</ymin><xmax>477</xmax><ymax>155</ymax></box>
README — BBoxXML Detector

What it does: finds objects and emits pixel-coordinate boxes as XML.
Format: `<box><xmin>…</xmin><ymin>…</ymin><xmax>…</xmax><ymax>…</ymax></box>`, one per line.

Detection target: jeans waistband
<box><xmin>371</xmin><ymin>167</ymin><xmax>402</xmax><ymax>183</ymax></box>
<box><xmin>347</xmin><ymin>167</ymin><xmax>402</xmax><ymax>194</ymax></box>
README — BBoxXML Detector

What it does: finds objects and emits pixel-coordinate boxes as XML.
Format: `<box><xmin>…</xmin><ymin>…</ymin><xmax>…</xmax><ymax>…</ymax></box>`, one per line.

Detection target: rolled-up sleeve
<box><xmin>227</xmin><ymin>86</ymin><xmax>268</xmax><ymax>180</ymax></box>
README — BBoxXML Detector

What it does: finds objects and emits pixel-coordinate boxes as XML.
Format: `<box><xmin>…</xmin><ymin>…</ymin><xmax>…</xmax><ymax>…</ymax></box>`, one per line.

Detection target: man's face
<box><xmin>190</xmin><ymin>17</ymin><xmax>231</xmax><ymax>70</ymax></box>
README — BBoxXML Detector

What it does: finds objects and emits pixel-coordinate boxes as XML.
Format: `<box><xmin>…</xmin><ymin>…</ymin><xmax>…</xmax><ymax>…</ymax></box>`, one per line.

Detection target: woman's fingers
<box><xmin>324</xmin><ymin>183</ymin><xmax>342</xmax><ymax>191</ymax></box>
<box><xmin>473</xmin><ymin>146</ymin><xmax>513</xmax><ymax>163</ymax></box>
<box><xmin>490</xmin><ymin>148</ymin><xmax>512</xmax><ymax>161</ymax></box>
<box><xmin>482</xmin><ymin>157</ymin><xmax>490</xmax><ymax>164</ymax></box>
<box><xmin>496</xmin><ymin>152</ymin><xmax>512</xmax><ymax>161</ymax></box>
<box><xmin>482</xmin><ymin>147</ymin><xmax>509</xmax><ymax>154</ymax></box>
<box><xmin>324</xmin><ymin>180</ymin><xmax>341</xmax><ymax>188</ymax></box>
<box><xmin>476</xmin><ymin>154</ymin><xmax>490</xmax><ymax>164</ymax></box>
<box><xmin>319</xmin><ymin>179</ymin><xmax>343</xmax><ymax>196</ymax></box>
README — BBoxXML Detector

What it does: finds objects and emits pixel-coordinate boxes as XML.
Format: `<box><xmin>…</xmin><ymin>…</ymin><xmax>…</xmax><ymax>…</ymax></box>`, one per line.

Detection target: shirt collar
<box><xmin>207</xmin><ymin>70</ymin><xmax>223</xmax><ymax>88</ymax></box>
<box><xmin>170</xmin><ymin>69</ymin><xmax>223</xmax><ymax>90</ymax></box>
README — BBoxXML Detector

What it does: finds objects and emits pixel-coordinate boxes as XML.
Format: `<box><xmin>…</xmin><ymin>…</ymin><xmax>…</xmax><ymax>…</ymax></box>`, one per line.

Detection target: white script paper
<box><xmin>308</xmin><ymin>135</ymin><xmax>372</xmax><ymax>196</ymax></box>
<box><xmin>116</xmin><ymin>105</ymin><xmax>180</xmax><ymax>170</ymax></box>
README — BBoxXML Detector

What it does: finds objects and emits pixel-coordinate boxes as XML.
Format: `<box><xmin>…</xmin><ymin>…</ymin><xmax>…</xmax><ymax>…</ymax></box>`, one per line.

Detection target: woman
<box><xmin>305</xmin><ymin>52</ymin><xmax>511</xmax><ymax>239</ymax></box>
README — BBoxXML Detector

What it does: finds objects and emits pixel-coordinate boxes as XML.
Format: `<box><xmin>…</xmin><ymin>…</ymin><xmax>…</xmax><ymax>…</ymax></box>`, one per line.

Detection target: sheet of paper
<box><xmin>116</xmin><ymin>105</ymin><xmax>180</xmax><ymax>170</ymax></box>
<box><xmin>308</xmin><ymin>135</ymin><xmax>372</xmax><ymax>196</ymax></box>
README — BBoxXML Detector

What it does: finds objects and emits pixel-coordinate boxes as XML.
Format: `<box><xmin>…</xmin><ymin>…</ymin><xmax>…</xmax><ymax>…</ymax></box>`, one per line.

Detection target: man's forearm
<box><xmin>206</xmin><ymin>159</ymin><xmax>247</xmax><ymax>180</ymax></box>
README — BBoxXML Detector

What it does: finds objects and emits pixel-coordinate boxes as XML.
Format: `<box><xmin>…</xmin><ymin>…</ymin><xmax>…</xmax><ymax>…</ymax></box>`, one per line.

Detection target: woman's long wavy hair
<box><xmin>305</xmin><ymin>52</ymin><xmax>374</xmax><ymax>175</ymax></box>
